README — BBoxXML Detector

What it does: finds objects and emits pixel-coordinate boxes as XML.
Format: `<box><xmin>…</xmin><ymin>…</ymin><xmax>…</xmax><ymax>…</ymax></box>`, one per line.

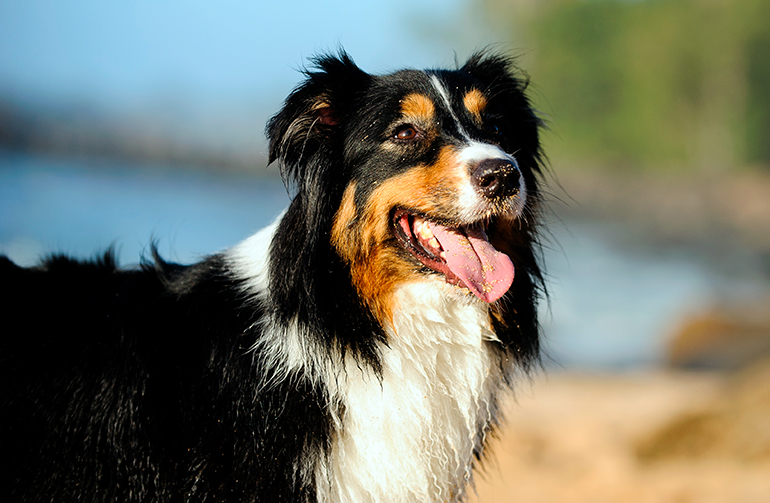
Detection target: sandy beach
<box><xmin>470</xmin><ymin>365</ymin><xmax>770</xmax><ymax>503</ymax></box>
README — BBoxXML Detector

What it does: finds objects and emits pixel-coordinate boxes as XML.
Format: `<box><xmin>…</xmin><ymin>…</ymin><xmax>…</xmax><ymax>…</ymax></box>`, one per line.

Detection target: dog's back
<box><xmin>0</xmin><ymin>253</ymin><xmax>332</xmax><ymax>502</ymax></box>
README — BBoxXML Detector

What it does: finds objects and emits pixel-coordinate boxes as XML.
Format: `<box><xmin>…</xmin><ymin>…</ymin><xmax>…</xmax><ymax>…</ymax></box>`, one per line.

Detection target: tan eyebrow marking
<box><xmin>463</xmin><ymin>89</ymin><xmax>488</xmax><ymax>123</ymax></box>
<box><xmin>400</xmin><ymin>93</ymin><xmax>435</xmax><ymax>121</ymax></box>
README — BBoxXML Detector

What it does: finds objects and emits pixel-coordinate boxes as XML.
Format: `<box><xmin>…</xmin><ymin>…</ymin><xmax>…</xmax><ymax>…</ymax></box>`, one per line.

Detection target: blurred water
<box><xmin>542</xmin><ymin>225</ymin><xmax>729</xmax><ymax>369</ymax></box>
<box><xmin>0</xmin><ymin>151</ymin><xmax>289</xmax><ymax>265</ymax></box>
<box><xmin>2</xmin><ymin>151</ymin><xmax>767</xmax><ymax>369</ymax></box>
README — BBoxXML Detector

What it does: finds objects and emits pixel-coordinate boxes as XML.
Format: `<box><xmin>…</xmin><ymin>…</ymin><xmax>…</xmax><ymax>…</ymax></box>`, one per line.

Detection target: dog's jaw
<box><xmin>392</xmin><ymin>210</ymin><xmax>515</xmax><ymax>302</ymax></box>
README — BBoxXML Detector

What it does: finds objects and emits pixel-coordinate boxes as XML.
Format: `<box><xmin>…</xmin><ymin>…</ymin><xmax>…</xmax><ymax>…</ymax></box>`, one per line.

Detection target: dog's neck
<box><xmin>316</xmin><ymin>282</ymin><xmax>511</xmax><ymax>503</ymax></box>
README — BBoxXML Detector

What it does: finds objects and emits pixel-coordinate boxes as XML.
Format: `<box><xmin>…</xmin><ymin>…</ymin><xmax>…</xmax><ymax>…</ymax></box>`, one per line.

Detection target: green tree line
<box><xmin>481</xmin><ymin>0</ymin><xmax>770</xmax><ymax>172</ymax></box>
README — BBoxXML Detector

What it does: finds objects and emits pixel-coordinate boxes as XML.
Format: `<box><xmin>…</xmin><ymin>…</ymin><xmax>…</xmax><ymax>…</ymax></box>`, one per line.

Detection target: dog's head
<box><xmin>267</xmin><ymin>51</ymin><xmax>544</xmax><ymax>358</ymax></box>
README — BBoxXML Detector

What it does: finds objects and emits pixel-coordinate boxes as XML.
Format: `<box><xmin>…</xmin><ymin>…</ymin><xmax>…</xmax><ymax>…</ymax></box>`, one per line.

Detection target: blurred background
<box><xmin>1</xmin><ymin>0</ymin><xmax>769</xmax><ymax>501</ymax></box>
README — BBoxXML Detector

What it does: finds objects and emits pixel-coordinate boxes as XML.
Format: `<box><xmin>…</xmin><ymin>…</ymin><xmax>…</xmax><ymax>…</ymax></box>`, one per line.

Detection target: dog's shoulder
<box><xmin>0</xmin><ymin>250</ymin><xmax>254</xmax><ymax>362</ymax></box>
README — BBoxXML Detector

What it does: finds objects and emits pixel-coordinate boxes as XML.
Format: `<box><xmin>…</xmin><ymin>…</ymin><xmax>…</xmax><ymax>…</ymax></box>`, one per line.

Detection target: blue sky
<box><xmin>0</xmin><ymin>0</ymin><xmax>494</xmax><ymax>113</ymax></box>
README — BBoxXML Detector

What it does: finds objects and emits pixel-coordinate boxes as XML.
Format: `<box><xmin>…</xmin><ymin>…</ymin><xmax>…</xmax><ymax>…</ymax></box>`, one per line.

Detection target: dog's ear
<box><xmin>461</xmin><ymin>51</ymin><xmax>515</xmax><ymax>85</ymax></box>
<box><xmin>266</xmin><ymin>52</ymin><xmax>370</xmax><ymax>178</ymax></box>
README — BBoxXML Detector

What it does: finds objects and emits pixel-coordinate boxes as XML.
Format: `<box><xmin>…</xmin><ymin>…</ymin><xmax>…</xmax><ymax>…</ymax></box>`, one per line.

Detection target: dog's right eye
<box><xmin>394</xmin><ymin>125</ymin><xmax>420</xmax><ymax>142</ymax></box>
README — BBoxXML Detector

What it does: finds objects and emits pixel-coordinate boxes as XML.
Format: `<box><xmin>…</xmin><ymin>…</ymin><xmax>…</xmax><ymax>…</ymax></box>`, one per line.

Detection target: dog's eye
<box><xmin>486</xmin><ymin>121</ymin><xmax>503</xmax><ymax>137</ymax></box>
<box><xmin>394</xmin><ymin>125</ymin><xmax>420</xmax><ymax>141</ymax></box>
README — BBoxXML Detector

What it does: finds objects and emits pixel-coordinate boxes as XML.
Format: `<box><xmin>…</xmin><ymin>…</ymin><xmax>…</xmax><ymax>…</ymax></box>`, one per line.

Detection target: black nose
<box><xmin>471</xmin><ymin>158</ymin><xmax>521</xmax><ymax>199</ymax></box>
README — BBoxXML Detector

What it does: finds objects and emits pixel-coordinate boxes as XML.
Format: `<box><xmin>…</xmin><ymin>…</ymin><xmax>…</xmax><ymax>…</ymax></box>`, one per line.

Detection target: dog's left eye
<box><xmin>394</xmin><ymin>125</ymin><xmax>420</xmax><ymax>141</ymax></box>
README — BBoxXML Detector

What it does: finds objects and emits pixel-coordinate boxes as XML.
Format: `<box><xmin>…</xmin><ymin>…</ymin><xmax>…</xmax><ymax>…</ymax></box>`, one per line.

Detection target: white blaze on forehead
<box><xmin>429</xmin><ymin>74</ymin><xmax>454</xmax><ymax>112</ymax></box>
<box><xmin>428</xmin><ymin>73</ymin><xmax>527</xmax><ymax>221</ymax></box>
<box><xmin>429</xmin><ymin>74</ymin><xmax>470</xmax><ymax>141</ymax></box>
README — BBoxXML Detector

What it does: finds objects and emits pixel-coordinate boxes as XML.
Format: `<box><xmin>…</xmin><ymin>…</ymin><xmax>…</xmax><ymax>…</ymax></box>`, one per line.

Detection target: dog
<box><xmin>0</xmin><ymin>51</ymin><xmax>545</xmax><ymax>502</ymax></box>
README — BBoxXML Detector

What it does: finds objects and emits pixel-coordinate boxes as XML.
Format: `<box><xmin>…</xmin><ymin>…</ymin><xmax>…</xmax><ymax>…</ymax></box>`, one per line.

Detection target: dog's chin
<box><xmin>392</xmin><ymin>209</ymin><xmax>515</xmax><ymax>303</ymax></box>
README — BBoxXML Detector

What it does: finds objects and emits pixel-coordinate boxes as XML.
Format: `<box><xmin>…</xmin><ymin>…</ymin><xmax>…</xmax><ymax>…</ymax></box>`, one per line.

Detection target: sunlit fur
<box><xmin>0</xmin><ymin>51</ymin><xmax>545</xmax><ymax>503</ymax></box>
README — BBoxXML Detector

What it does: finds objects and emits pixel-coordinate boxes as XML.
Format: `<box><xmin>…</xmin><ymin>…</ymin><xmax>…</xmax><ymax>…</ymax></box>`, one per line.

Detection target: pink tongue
<box><xmin>427</xmin><ymin>222</ymin><xmax>514</xmax><ymax>303</ymax></box>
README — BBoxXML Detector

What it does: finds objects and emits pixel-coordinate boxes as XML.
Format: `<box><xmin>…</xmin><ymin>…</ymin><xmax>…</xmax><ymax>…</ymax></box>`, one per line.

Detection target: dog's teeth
<box><xmin>411</xmin><ymin>217</ymin><xmax>437</xmax><ymax>241</ymax></box>
<box><xmin>440</xmin><ymin>251</ymin><xmax>447</xmax><ymax>260</ymax></box>
<box><xmin>428</xmin><ymin>237</ymin><xmax>440</xmax><ymax>250</ymax></box>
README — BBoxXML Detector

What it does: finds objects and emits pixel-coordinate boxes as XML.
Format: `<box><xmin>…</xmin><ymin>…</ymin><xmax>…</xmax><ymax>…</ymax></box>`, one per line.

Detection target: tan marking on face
<box><xmin>463</xmin><ymin>88</ymin><xmax>488</xmax><ymax>123</ymax></box>
<box><xmin>359</xmin><ymin>145</ymin><xmax>463</xmax><ymax>256</ymax></box>
<box><xmin>331</xmin><ymin>146</ymin><xmax>464</xmax><ymax>328</ymax></box>
<box><xmin>400</xmin><ymin>93</ymin><xmax>436</xmax><ymax>122</ymax></box>
<box><xmin>331</xmin><ymin>182</ymin><xmax>359</xmax><ymax>262</ymax></box>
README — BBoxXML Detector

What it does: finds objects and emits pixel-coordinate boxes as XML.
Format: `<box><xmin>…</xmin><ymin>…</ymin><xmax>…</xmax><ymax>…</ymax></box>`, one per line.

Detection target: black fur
<box><xmin>0</xmin><ymin>51</ymin><xmax>545</xmax><ymax>502</ymax></box>
<box><xmin>1</xmin><ymin>252</ymin><xmax>332</xmax><ymax>501</ymax></box>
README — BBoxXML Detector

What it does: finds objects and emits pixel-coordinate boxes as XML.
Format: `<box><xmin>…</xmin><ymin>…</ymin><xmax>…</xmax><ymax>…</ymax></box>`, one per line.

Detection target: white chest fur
<box><xmin>318</xmin><ymin>282</ymin><xmax>511</xmax><ymax>503</ymax></box>
<box><xmin>228</xmin><ymin>225</ymin><xmax>514</xmax><ymax>502</ymax></box>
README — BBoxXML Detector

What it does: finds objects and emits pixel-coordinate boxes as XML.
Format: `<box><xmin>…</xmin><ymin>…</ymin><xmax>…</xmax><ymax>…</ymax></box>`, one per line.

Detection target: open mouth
<box><xmin>393</xmin><ymin>209</ymin><xmax>514</xmax><ymax>303</ymax></box>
